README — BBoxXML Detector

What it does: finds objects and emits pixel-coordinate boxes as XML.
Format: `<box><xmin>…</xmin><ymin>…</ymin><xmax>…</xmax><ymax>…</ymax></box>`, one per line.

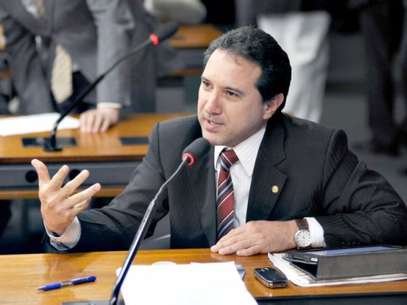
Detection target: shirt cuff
<box><xmin>305</xmin><ymin>217</ymin><xmax>326</xmax><ymax>248</ymax></box>
<box><xmin>46</xmin><ymin>217</ymin><xmax>81</xmax><ymax>250</ymax></box>
<box><xmin>97</xmin><ymin>102</ymin><xmax>121</xmax><ymax>109</ymax></box>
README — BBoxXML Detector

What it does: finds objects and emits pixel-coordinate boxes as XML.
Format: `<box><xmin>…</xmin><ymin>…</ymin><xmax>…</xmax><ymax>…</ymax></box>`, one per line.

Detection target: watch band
<box><xmin>295</xmin><ymin>218</ymin><xmax>309</xmax><ymax>231</ymax></box>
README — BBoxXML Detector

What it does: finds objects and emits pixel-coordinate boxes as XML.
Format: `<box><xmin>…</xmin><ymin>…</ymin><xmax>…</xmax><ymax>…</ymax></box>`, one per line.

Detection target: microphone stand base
<box><xmin>22</xmin><ymin>137</ymin><xmax>77</xmax><ymax>152</ymax></box>
<box><xmin>63</xmin><ymin>300</ymin><xmax>125</xmax><ymax>305</ymax></box>
<box><xmin>43</xmin><ymin>142</ymin><xmax>63</xmax><ymax>152</ymax></box>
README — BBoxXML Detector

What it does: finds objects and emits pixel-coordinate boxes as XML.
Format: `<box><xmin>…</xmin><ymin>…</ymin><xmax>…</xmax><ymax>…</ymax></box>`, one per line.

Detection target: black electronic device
<box><xmin>283</xmin><ymin>245</ymin><xmax>407</xmax><ymax>280</ymax></box>
<box><xmin>284</xmin><ymin>245</ymin><xmax>399</xmax><ymax>265</ymax></box>
<box><xmin>119</xmin><ymin>136</ymin><xmax>149</xmax><ymax>146</ymax></box>
<box><xmin>254</xmin><ymin>267</ymin><xmax>288</xmax><ymax>288</ymax></box>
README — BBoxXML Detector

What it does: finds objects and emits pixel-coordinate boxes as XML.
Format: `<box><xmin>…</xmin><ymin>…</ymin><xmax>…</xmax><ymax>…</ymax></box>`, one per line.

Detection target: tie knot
<box><xmin>220</xmin><ymin>149</ymin><xmax>238</xmax><ymax>169</ymax></box>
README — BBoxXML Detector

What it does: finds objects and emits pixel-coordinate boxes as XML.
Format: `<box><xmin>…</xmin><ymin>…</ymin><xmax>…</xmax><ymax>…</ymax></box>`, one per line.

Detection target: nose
<box><xmin>204</xmin><ymin>91</ymin><xmax>221</xmax><ymax>114</ymax></box>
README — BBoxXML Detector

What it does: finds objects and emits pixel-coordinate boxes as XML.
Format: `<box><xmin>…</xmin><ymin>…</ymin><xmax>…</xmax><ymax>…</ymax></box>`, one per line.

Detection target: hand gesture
<box><xmin>79</xmin><ymin>107</ymin><xmax>119</xmax><ymax>133</ymax></box>
<box><xmin>31</xmin><ymin>159</ymin><xmax>101</xmax><ymax>235</ymax></box>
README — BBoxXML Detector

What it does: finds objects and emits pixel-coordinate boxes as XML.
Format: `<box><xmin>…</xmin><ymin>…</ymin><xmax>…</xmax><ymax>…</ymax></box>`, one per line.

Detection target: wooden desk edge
<box><xmin>1</xmin><ymin>248</ymin><xmax>407</xmax><ymax>305</ymax></box>
<box><xmin>0</xmin><ymin>186</ymin><xmax>123</xmax><ymax>200</ymax></box>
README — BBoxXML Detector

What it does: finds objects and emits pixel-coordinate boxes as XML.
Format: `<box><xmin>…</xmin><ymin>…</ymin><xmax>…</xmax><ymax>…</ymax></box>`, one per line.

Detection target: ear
<box><xmin>262</xmin><ymin>93</ymin><xmax>284</xmax><ymax>120</ymax></box>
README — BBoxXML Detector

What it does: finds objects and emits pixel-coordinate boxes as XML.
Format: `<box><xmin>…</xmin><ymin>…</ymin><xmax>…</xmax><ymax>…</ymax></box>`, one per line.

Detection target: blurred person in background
<box><xmin>353</xmin><ymin>0</ymin><xmax>405</xmax><ymax>156</ymax></box>
<box><xmin>144</xmin><ymin>0</ymin><xmax>207</xmax><ymax>74</ymax></box>
<box><xmin>398</xmin><ymin>0</ymin><xmax>407</xmax><ymax>175</ymax></box>
<box><xmin>0</xmin><ymin>0</ymin><xmax>156</xmax><ymax>245</ymax></box>
<box><xmin>401</xmin><ymin>0</ymin><xmax>407</xmax><ymax>151</ymax></box>
<box><xmin>235</xmin><ymin>0</ymin><xmax>344</xmax><ymax>123</ymax></box>
<box><xmin>144</xmin><ymin>0</ymin><xmax>206</xmax><ymax>24</ymax></box>
<box><xmin>0</xmin><ymin>0</ymin><xmax>158</xmax><ymax>133</ymax></box>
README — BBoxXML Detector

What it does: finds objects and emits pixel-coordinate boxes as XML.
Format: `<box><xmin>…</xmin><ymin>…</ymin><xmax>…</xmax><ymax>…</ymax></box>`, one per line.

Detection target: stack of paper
<box><xmin>118</xmin><ymin>262</ymin><xmax>257</xmax><ymax>305</ymax></box>
<box><xmin>0</xmin><ymin>113</ymin><xmax>79</xmax><ymax>136</ymax></box>
<box><xmin>269</xmin><ymin>253</ymin><xmax>407</xmax><ymax>287</ymax></box>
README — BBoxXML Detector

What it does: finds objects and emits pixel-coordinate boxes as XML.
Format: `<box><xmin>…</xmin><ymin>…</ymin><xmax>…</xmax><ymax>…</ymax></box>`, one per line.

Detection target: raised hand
<box><xmin>31</xmin><ymin>159</ymin><xmax>101</xmax><ymax>235</ymax></box>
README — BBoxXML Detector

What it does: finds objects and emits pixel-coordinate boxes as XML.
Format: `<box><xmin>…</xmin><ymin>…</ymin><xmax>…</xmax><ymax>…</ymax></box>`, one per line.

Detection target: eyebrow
<box><xmin>201</xmin><ymin>76</ymin><xmax>245</xmax><ymax>96</ymax></box>
<box><xmin>225</xmin><ymin>86</ymin><xmax>245</xmax><ymax>97</ymax></box>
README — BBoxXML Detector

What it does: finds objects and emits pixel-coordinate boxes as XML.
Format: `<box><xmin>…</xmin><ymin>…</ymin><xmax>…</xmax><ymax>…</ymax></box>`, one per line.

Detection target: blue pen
<box><xmin>37</xmin><ymin>275</ymin><xmax>96</xmax><ymax>291</ymax></box>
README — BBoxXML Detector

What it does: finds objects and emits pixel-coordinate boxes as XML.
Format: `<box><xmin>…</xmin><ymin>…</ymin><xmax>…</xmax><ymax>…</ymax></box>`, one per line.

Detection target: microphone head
<box><xmin>150</xmin><ymin>22</ymin><xmax>179</xmax><ymax>45</ymax></box>
<box><xmin>182</xmin><ymin>138</ymin><xmax>210</xmax><ymax>167</ymax></box>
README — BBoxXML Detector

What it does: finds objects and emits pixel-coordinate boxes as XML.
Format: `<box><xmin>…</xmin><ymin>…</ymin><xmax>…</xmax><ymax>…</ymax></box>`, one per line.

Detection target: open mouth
<box><xmin>208</xmin><ymin>118</ymin><xmax>219</xmax><ymax>125</ymax></box>
<box><xmin>206</xmin><ymin>117</ymin><xmax>223</xmax><ymax>126</ymax></box>
<box><xmin>202</xmin><ymin>116</ymin><xmax>224</xmax><ymax>132</ymax></box>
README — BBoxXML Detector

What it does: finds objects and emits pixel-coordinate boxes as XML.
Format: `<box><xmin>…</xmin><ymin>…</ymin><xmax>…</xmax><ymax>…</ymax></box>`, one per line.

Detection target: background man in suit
<box><xmin>32</xmin><ymin>26</ymin><xmax>407</xmax><ymax>255</ymax></box>
<box><xmin>0</xmin><ymin>0</ymin><xmax>157</xmax><ymax>132</ymax></box>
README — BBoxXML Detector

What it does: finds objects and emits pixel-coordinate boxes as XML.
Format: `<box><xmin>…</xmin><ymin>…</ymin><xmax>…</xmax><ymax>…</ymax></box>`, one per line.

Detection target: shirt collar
<box><xmin>214</xmin><ymin>126</ymin><xmax>266</xmax><ymax>176</ymax></box>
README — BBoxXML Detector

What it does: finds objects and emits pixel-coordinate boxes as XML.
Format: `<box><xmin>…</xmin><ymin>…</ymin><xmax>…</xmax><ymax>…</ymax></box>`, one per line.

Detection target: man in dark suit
<box><xmin>31</xmin><ymin>26</ymin><xmax>407</xmax><ymax>255</ymax></box>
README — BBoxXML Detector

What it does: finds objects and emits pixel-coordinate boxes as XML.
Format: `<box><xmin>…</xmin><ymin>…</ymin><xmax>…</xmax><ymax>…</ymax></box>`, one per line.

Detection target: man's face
<box><xmin>198</xmin><ymin>49</ymin><xmax>276</xmax><ymax>147</ymax></box>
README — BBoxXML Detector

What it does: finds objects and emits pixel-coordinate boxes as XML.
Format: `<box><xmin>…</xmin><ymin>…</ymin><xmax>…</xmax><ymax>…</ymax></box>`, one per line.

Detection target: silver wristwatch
<box><xmin>294</xmin><ymin>218</ymin><xmax>311</xmax><ymax>249</ymax></box>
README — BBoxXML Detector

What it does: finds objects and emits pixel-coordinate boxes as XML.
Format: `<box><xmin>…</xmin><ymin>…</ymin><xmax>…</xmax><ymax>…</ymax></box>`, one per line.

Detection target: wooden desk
<box><xmin>0</xmin><ymin>248</ymin><xmax>406</xmax><ymax>305</ymax></box>
<box><xmin>0</xmin><ymin>113</ymin><xmax>189</xmax><ymax>199</ymax></box>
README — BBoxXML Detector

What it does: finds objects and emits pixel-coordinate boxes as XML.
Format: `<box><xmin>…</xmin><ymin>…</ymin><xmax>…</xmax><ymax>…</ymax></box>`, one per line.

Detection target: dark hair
<box><xmin>203</xmin><ymin>26</ymin><xmax>291</xmax><ymax>111</ymax></box>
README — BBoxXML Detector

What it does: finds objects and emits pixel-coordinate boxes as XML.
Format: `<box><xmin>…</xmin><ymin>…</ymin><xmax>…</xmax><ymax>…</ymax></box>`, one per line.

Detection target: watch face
<box><xmin>295</xmin><ymin>229</ymin><xmax>311</xmax><ymax>248</ymax></box>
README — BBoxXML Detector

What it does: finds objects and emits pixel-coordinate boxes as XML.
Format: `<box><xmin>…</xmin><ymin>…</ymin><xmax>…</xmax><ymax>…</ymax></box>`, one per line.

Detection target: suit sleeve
<box><xmin>86</xmin><ymin>0</ymin><xmax>147</xmax><ymax>106</ymax></box>
<box><xmin>75</xmin><ymin>122</ymin><xmax>169</xmax><ymax>251</ymax></box>
<box><xmin>316</xmin><ymin>130</ymin><xmax>407</xmax><ymax>247</ymax></box>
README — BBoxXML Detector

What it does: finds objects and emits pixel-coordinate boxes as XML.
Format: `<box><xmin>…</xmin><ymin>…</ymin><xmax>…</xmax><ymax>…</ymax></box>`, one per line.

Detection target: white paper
<box><xmin>269</xmin><ymin>253</ymin><xmax>407</xmax><ymax>287</ymax></box>
<box><xmin>0</xmin><ymin>113</ymin><xmax>79</xmax><ymax>136</ymax></box>
<box><xmin>117</xmin><ymin>262</ymin><xmax>257</xmax><ymax>305</ymax></box>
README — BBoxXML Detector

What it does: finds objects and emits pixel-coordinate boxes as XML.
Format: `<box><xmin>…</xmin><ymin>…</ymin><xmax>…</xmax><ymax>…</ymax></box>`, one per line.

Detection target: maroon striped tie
<box><xmin>217</xmin><ymin>149</ymin><xmax>239</xmax><ymax>240</ymax></box>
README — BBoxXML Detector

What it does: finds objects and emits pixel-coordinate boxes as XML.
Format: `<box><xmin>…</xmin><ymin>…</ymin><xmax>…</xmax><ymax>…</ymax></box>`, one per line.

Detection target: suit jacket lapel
<box><xmin>247</xmin><ymin>114</ymin><xmax>287</xmax><ymax>221</ymax></box>
<box><xmin>185</xmin><ymin>145</ymin><xmax>217</xmax><ymax>246</ymax></box>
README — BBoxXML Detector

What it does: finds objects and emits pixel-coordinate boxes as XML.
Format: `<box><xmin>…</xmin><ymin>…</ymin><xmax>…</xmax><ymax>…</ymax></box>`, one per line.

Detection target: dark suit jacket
<box><xmin>74</xmin><ymin>114</ymin><xmax>407</xmax><ymax>251</ymax></box>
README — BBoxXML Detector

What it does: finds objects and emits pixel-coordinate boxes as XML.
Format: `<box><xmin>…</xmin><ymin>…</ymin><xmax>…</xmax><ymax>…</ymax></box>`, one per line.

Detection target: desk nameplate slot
<box><xmin>0</xmin><ymin>161</ymin><xmax>139</xmax><ymax>188</ymax></box>
<box><xmin>120</xmin><ymin>137</ymin><xmax>148</xmax><ymax>145</ymax></box>
<box><xmin>22</xmin><ymin>137</ymin><xmax>77</xmax><ymax>148</ymax></box>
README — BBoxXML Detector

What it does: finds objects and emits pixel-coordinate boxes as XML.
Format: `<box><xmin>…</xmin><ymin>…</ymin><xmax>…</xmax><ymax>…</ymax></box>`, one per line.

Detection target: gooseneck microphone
<box><xmin>107</xmin><ymin>137</ymin><xmax>209</xmax><ymax>305</ymax></box>
<box><xmin>65</xmin><ymin>137</ymin><xmax>210</xmax><ymax>305</ymax></box>
<box><xmin>44</xmin><ymin>22</ymin><xmax>179</xmax><ymax>152</ymax></box>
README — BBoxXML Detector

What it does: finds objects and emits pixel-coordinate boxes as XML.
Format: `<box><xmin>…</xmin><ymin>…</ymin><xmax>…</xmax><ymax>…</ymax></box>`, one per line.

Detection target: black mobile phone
<box><xmin>254</xmin><ymin>267</ymin><xmax>288</xmax><ymax>288</ymax></box>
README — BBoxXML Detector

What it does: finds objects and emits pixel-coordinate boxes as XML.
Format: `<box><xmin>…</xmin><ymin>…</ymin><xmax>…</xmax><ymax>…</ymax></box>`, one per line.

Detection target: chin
<box><xmin>202</xmin><ymin>135</ymin><xmax>216</xmax><ymax>145</ymax></box>
<box><xmin>202</xmin><ymin>133</ymin><xmax>222</xmax><ymax>146</ymax></box>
